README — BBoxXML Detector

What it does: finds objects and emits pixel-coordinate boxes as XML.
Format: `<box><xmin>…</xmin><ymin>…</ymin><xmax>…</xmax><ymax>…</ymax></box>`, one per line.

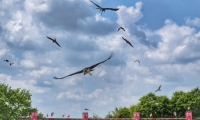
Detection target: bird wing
<box><xmin>122</xmin><ymin>37</ymin><xmax>134</xmax><ymax>47</ymax></box>
<box><xmin>159</xmin><ymin>85</ymin><xmax>162</xmax><ymax>89</ymax></box>
<box><xmin>54</xmin><ymin>69</ymin><xmax>84</xmax><ymax>79</ymax></box>
<box><xmin>90</xmin><ymin>0</ymin><xmax>102</xmax><ymax>8</ymax></box>
<box><xmin>121</xmin><ymin>27</ymin><xmax>125</xmax><ymax>31</ymax></box>
<box><xmin>117</xmin><ymin>28</ymin><xmax>120</xmax><ymax>31</ymax></box>
<box><xmin>86</xmin><ymin>52</ymin><xmax>114</xmax><ymax>70</ymax></box>
<box><xmin>46</xmin><ymin>36</ymin><xmax>54</xmax><ymax>41</ymax></box>
<box><xmin>104</xmin><ymin>8</ymin><xmax>119</xmax><ymax>11</ymax></box>
<box><xmin>55</xmin><ymin>41</ymin><xmax>61</xmax><ymax>47</ymax></box>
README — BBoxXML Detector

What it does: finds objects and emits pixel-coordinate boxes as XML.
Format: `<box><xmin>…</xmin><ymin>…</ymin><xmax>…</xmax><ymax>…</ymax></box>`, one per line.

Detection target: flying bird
<box><xmin>62</xmin><ymin>113</ymin><xmax>65</xmax><ymax>118</ymax></box>
<box><xmin>155</xmin><ymin>85</ymin><xmax>162</xmax><ymax>92</ymax></box>
<box><xmin>10</xmin><ymin>63</ymin><xmax>14</xmax><ymax>66</ymax></box>
<box><xmin>46</xmin><ymin>113</ymin><xmax>48</xmax><ymax>117</ymax></box>
<box><xmin>85</xmin><ymin>108</ymin><xmax>90</xmax><ymax>111</ymax></box>
<box><xmin>90</xmin><ymin>0</ymin><xmax>119</xmax><ymax>15</ymax></box>
<box><xmin>51</xmin><ymin>112</ymin><xmax>54</xmax><ymax>117</ymax></box>
<box><xmin>54</xmin><ymin>52</ymin><xmax>114</xmax><ymax>79</ymax></box>
<box><xmin>4</xmin><ymin>59</ymin><xmax>9</xmax><ymax>62</ymax></box>
<box><xmin>46</xmin><ymin>36</ymin><xmax>61</xmax><ymax>47</ymax></box>
<box><xmin>122</xmin><ymin>37</ymin><xmax>134</xmax><ymax>47</ymax></box>
<box><xmin>118</xmin><ymin>27</ymin><xmax>125</xmax><ymax>32</ymax></box>
<box><xmin>134</xmin><ymin>60</ymin><xmax>141</xmax><ymax>66</ymax></box>
<box><xmin>67</xmin><ymin>114</ymin><xmax>70</xmax><ymax>118</ymax></box>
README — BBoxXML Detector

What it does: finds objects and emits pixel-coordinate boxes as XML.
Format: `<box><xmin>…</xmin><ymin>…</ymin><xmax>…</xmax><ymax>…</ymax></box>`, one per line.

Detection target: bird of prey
<box><xmin>85</xmin><ymin>108</ymin><xmax>90</xmax><ymax>111</ymax></box>
<box><xmin>51</xmin><ymin>112</ymin><xmax>54</xmax><ymax>117</ymax></box>
<box><xmin>118</xmin><ymin>27</ymin><xmax>125</xmax><ymax>32</ymax></box>
<box><xmin>67</xmin><ymin>114</ymin><xmax>70</xmax><ymax>118</ymax></box>
<box><xmin>46</xmin><ymin>36</ymin><xmax>61</xmax><ymax>47</ymax></box>
<box><xmin>62</xmin><ymin>113</ymin><xmax>65</xmax><ymax>118</ymax></box>
<box><xmin>134</xmin><ymin>60</ymin><xmax>141</xmax><ymax>66</ymax></box>
<box><xmin>10</xmin><ymin>63</ymin><xmax>14</xmax><ymax>66</ymax></box>
<box><xmin>90</xmin><ymin>0</ymin><xmax>119</xmax><ymax>15</ymax></box>
<box><xmin>122</xmin><ymin>37</ymin><xmax>134</xmax><ymax>47</ymax></box>
<box><xmin>155</xmin><ymin>85</ymin><xmax>162</xmax><ymax>92</ymax></box>
<box><xmin>4</xmin><ymin>59</ymin><xmax>9</xmax><ymax>62</ymax></box>
<box><xmin>54</xmin><ymin>52</ymin><xmax>114</xmax><ymax>79</ymax></box>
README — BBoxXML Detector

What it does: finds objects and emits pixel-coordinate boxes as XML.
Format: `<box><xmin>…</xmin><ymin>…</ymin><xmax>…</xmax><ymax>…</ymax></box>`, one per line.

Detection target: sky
<box><xmin>0</xmin><ymin>0</ymin><xmax>200</xmax><ymax>118</ymax></box>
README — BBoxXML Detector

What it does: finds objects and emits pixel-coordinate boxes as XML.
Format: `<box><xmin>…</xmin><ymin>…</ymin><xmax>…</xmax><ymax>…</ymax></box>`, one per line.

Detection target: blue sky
<box><xmin>0</xmin><ymin>0</ymin><xmax>200</xmax><ymax>118</ymax></box>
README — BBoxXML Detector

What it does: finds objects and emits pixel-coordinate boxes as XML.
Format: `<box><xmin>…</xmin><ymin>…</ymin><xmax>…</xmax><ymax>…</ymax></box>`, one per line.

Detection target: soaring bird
<box><xmin>4</xmin><ymin>59</ymin><xmax>9</xmax><ymax>62</ymax></box>
<box><xmin>118</xmin><ymin>27</ymin><xmax>125</xmax><ymax>32</ymax></box>
<box><xmin>10</xmin><ymin>63</ymin><xmax>14</xmax><ymax>66</ymax></box>
<box><xmin>54</xmin><ymin>52</ymin><xmax>114</xmax><ymax>79</ymax></box>
<box><xmin>90</xmin><ymin>0</ymin><xmax>119</xmax><ymax>15</ymax></box>
<box><xmin>67</xmin><ymin>114</ymin><xmax>70</xmax><ymax>118</ymax></box>
<box><xmin>85</xmin><ymin>108</ymin><xmax>90</xmax><ymax>111</ymax></box>
<box><xmin>134</xmin><ymin>60</ymin><xmax>141</xmax><ymax>66</ymax></box>
<box><xmin>51</xmin><ymin>112</ymin><xmax>54</xmax><ymax>117</ymax></box>
<box><xmin>46</xmin><ymin>36</ymin><xmax>61</xmax><ymax>47</ymax></box>
<box><xmin>122</xmin><ymin>37</ymin><xmax>134</xmax><ymax>47</ymax></box>
<box><xmin>155</xmin><ymin>85</ymin><xmax>162</xmax><ymax>92</ymax></box>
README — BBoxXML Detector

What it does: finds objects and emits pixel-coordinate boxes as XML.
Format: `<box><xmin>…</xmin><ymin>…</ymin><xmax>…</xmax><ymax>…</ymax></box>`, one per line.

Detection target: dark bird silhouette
<box><xmin>118</xmin><ymin>27</ymin><xmax>125</xmax><ymax>32</ymax></box>
<box><xmin>155</xmin><ymin>85</ymin><xmax>162</xmax><ymax>92</ymax></box>
<box><xmin>90</xmin><ymin>0</ymin><xmax>119</xmax><ymax>15</ymax></box>
<box><xmin>51</xmin><ymin>112</ymin><xmax>54</xmax><ymax>117</ymax></box>
<box><xmin>122</xmin><ymin>37</ymin><xmax>134</xmax><ymax>47</ymax></box>
<box><xmin>46</xmin><ymin>113</ymin><xmax>48</xmax><ymax>117</ymax></box>
<box><xmin>67</xmin><ymin>114</ymin><xmax>70</xmax><ymax>118</ymax></box>
<box><xmin>85</xmin><ymin>108</ymin><xmax>90</xmax><ymax>111</ymax></box>
<box><xmin>62</xmin><ymin>113</ymin><xmax>65</xmax><ymax>118</ymax></box>
<box><xmin>134</xmin><ymin>60</ymin><xmax>140</xmax><ymax>66</ymax></box>
<box><xmin>4</xmin><ymin>59</ymin><xmax>9</xmax><ymax>62</ymax></box>
<box><xmin>54</xmin><ymin>52</ymin><xmax>114</xmax><ymax>79</ymax></box>
<box><xmin>46</xmin><ymin>36</ymin><xmax>61</xmax><ymax>47</ymax></box>
<box><xmin>10</xmin><ymin>63</ymin><xmax>14</xmax><ymax>66</ymax></box>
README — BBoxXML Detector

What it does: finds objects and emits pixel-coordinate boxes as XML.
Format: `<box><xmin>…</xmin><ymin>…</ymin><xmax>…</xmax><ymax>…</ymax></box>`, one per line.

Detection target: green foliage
<box><xmin>117</xmin><ymin>107</ymin><xmax>132</xmax><ymax>118</ymax></box>
<box><xmin>0</xmin><ymin>83</ymin><xmax>45</xmax><ymax>119</ymax></box>
<box><xmin>106</xmin><ymin>87</ymin><xmax>200</xmax><ymax>118</ymax></box>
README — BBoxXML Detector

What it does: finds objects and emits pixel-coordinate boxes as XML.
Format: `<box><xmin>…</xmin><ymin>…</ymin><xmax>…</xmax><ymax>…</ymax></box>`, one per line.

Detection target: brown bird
<box><xmin>155</xmin><ymin>85</ymin><xmax>162</xmax><ymax>92</ymax></box>
<box><xmin>122</xmin><ymin>37</ymin><xmax>134</xmax><ymax>47</ymax></box>
<box><xmin>46</xmin><ymin>36</ymin><xmax>61</xmax><ymax>47</ymax></box>
<box><xmin>54</xmin><ymin>52</ymin><xmax>114</xmax><ymax>79</ymax></box>
<box><xmin>10</xmin><ymin>63</ymin><xmax>14</xmax><ymax>66</ymax></box>
<box><xmin>4</xmin><ymin>59</ymin><xmax>9</xmax><ymax>62</ymax></box>
<box><xmin>134</xmin><ymin>60</ymin><xmax>140</xmax><ymax>66</ymax></box>
<box><xmin>67</xmin><ymin>114</ymin><xmax>70</xmax><ymax>118</ymax></box>
<box><xmin>118</xmin><ymin>27</ymin><xmax>125</xmax><ymax>32</ymax></box>
<box><xmin>90</xmin><ymin>0</ymin><xmax>119</xmax><ymax>15</ymax></box>
<box><xmin>85</xmin><ymin>108</ymin><xmax>90</xmax><ymax>111</ymax></box>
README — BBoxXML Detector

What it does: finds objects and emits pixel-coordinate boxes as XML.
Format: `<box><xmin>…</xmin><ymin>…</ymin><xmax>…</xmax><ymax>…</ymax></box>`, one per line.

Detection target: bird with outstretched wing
<box><xmin>90</xmin><ymin>0</ymin><xmax>119</xmax><ymax>15</ymax></box>
<box><xmin>85</xmin><ymin>108</ymin><xmax>90</xmax><ymax>111</ymax></box>
<box><xmin>4</xmin><ymin>59</ymin><xmax>9</xmax><ymax>62</ymax></box>
<box><xmin>54</xmin><ymin>52</ymin><xmax>114</xmax><ymax>79</ymax></box>
<box><xmin>134</xmin><ymin>60</ymin><xmax>141</xmax><ymax>66</ymax></box>
<box><xmin>122</xmin><ymin>37</ymin><xmax>134</xmax><ymax>47</ymax></box>
<box><xmin>118</xmin><ymin>27</ymin><xmax>125</xmax><ymax>32</ymax></box>
<box><xmin>46</xmin><ymin>36</ymin><xmax>61</xmax><ymax>47</ymax></box>
<box><xmin>155</xmin><ymin>85</ymin><xmax>162</xmax><ymax>92</ymax></box>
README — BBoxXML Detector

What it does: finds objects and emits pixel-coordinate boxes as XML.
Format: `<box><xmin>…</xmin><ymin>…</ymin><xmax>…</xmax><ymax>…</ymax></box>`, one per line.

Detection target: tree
<box><xmin>0</xmin><ymin>83</ymin><xmax>44</xmax><ymax>119</ymax></box>
<box><xmin>117</xmin><ymin>107</ymin><xmax>132</xmax><ymax>118</ymax></box>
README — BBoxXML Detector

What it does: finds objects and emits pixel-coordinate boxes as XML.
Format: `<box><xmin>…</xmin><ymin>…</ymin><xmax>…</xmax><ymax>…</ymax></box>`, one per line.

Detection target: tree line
<box><xmin>105</xmin><ymin>87</ymin><xmax>200</xmax><ymax>118</ymax></box>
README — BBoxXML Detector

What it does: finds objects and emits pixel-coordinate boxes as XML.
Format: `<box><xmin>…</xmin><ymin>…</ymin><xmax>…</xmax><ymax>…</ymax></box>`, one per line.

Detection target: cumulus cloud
<box><xmin>186</xmin><ymin>17</ymin><xmax>200</xmax><ymax>27</ymax></box>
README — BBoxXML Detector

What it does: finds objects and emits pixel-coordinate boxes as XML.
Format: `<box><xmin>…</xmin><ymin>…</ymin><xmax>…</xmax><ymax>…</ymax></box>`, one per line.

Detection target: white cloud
<box><xmin>186</xmin><ymin>17</ymin><xmax>200</xmax><ymax>27</ymax></box>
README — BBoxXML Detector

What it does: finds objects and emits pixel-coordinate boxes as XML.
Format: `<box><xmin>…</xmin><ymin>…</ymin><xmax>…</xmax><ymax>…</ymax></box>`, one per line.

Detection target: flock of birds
<box><xmin>2</xmin><ymin>0</ymin><xmax>162</xmax><ymax>118</ymax></box>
